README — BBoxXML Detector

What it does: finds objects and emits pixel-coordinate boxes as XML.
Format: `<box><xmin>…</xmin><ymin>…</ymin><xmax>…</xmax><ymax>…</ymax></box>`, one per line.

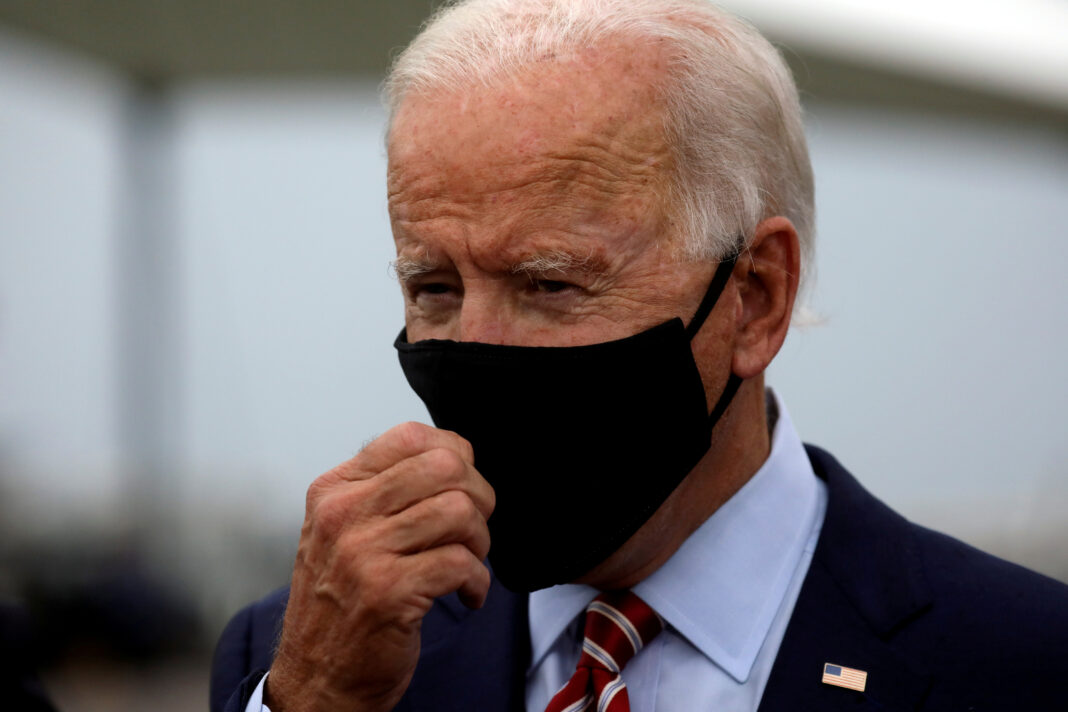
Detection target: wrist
<box><xmin>264</xmin><ymin>663</ymin><xmax>401</xmax><ymax>712</ymax></box>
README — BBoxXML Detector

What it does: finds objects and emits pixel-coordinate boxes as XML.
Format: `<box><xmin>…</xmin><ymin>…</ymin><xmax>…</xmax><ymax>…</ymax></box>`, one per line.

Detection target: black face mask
<box><xmin>395</xmin><ymin>253</ymin><xmax>742</xmax><ymax>592</ymax></box>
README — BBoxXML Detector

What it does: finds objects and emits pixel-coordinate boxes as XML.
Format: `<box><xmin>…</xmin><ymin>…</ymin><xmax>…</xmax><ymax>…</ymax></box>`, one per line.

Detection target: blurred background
<box><xmin>1</xmin><ymin>0</ymin><xmax>1066</xmax><ymax>709</ymax></box>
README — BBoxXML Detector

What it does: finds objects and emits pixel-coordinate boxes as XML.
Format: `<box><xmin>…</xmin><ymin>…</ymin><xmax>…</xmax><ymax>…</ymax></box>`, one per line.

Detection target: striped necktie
<box><xmin>544</xmin><ymin>590</ymin><xmax>663</xmax><ymax>712</ymax></box>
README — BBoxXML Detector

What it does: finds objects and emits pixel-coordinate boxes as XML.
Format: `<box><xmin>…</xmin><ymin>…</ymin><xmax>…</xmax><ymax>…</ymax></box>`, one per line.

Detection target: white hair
<box><xmin>384</xmin><ymin>0</ymin><xmax>815</xmax><ymax>294</ymax></box>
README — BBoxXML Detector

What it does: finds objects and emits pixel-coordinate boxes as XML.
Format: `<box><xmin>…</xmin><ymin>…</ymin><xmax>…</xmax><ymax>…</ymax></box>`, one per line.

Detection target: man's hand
<box><xmin>264</xmin><ymin>422</ymin><xmax>495</xmax><ymax>712</ymax></box>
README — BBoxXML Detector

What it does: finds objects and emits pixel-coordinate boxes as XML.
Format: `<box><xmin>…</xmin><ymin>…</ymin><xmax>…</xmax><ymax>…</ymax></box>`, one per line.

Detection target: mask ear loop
<box><xmin>682</xmin><ymin>248</ymin><xmax>744</xmax><ymax>429</ymax></box>
<box><xmin>684</xmin><ymin>250</ymin><xmax>739</xmax><ymax>340</ymax></box>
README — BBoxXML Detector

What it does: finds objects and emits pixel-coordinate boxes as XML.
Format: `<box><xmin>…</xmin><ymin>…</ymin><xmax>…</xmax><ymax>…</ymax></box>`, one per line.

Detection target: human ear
<box><xmin>730</xmin><ymin>216</ymin><xmax>800</xmax><ymax>379</ymax></box>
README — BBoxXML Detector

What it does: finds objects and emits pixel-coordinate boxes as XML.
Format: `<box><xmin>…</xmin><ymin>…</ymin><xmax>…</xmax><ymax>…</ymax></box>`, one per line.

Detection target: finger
<box><xmin>403</xmin><ymin>544</ymin><xmax>492</xmax><ymax>610</ymax></box>
<box><xmin>367</xmin><ymin>447</ymin><xmax>496</xmax><ymax>521</ymax></box>
<box><xmin>348</xmin><ymin>422</ymin><xmax>475</xmax><ymax>479</ymax></box>
<box><xmin>382</xmin><ymin>489</ymin><xmax>491</xmax><ymax>561</ymax></box>
<box><xmin>304</xmin><ymin>452</ymin><xmax>493</xmax><ymax>540</ymax></box>
<box><xmin>306</xmin><ymin>423</ymin><xmax>477</xmax><ymax>508</ymax></box>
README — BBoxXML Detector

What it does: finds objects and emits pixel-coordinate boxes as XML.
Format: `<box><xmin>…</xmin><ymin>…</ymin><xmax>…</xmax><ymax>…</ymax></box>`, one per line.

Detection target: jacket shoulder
<box><xmin>908</xmin><ymin>521</ymin><xmax>1068</xmax><ymax>663</ymax></box>
<box><xmin>210</xmin><ymin>587</ymin><xmax>290</xmax><ymax>712</ymax></box>
<box><xmin>803</xmin><ymin>445</ymin><xmax>1068</xmax><ymax>708</ymax></box>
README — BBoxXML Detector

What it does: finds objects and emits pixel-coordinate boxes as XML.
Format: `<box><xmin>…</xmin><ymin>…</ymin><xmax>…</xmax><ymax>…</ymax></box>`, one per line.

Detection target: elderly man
<box><xmin>210</xmin><ymin>1</ymin><xmax>1068</xmax><ymax>710</ymax></box>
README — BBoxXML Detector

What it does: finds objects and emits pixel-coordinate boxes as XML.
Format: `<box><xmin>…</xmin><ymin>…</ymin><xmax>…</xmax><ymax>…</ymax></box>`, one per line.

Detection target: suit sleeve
<box><xmin>211</xmin><ymin>587</ymin><xmax>291</xmax><ymax>712</ymax></box>
<box><xmin>210</xmin><ymin>601</ymin><xmax>269</xmax><ymax>712</ymax></box>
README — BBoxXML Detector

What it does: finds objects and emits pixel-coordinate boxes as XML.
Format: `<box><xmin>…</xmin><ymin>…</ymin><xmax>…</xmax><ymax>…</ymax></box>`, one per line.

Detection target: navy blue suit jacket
<box><xmin>211</xmin><ymin>446</ymin><xmax>1068</xmax><ymax>711</ymax></box>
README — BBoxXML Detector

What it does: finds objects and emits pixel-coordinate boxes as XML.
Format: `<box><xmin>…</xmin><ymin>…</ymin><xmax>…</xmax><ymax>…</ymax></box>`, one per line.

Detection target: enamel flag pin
<box><xmin>822</xmin><ymin>662</ymin><xmax>868</xmax><ymax>692</ymax></box>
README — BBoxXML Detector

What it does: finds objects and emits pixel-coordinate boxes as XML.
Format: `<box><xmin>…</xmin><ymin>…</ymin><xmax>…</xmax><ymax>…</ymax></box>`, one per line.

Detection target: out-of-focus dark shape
<box><xmin>0</xmin><ymin>603</ymin><xmax>58</xmax><ymax>712</ymax></box>
<box><xmin>15</xmin><ymin>547</ymin><xmax>200</xmax><ymax>667</ymax></box>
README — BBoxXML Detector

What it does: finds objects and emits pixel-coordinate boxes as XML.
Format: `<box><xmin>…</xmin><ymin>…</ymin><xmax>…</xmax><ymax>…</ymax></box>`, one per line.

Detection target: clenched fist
<box><xmin>264</xmin><ymin>421</ymin><xmax>495</xmax><ymax>712</ymax></box>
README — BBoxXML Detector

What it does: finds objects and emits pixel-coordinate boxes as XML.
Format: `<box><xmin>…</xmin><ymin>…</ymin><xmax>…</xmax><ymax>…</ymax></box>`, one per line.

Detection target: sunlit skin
<box><xmin>265</xmin><ymin>37</ymin><xmax>799</xmax><ymax>712</ymax></box>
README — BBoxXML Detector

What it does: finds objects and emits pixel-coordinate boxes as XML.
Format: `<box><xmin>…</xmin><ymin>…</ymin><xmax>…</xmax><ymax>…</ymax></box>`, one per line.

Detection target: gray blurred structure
<box><xmin>2</xmin><ymin>0</ymin><xmax>1066</xmax><ymax>120</ymax></box>
<box><xmin>0</xmin><ymin>1</ymin><xmax>439</xmax><ymax>77</ymax></box>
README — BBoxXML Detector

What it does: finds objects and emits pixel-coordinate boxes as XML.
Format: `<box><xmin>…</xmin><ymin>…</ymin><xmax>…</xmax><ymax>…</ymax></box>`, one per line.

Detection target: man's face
<box><xmin>387</xmin><ymin>39</ymin><xmax>719</xmax><ymax>351</ymax></box>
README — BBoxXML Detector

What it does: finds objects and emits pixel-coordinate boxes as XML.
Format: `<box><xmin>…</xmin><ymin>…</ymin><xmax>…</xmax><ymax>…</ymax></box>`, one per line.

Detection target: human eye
<box><xmin>512</xmin><ymin>251</ymin><xmax>595</xmax><ymax>301</ymax></box>
<box><xmin>531</xmin><ymin>278</ymin><xmax>577</xmax><ymax>294</ymax></box>
<box><xmin>417</xmin><ymin>282</ymin><xmax>453</xmax><ymax>295</ymax></box>
<box><xmin>521</xmin><ymin>276</ymin><xmax>589</xmax><ymax>312</ymax></box>
<box><xmin>403</xmin><ymin>276</ymin><xmax>462</xmax><ymax>310</ymax></box>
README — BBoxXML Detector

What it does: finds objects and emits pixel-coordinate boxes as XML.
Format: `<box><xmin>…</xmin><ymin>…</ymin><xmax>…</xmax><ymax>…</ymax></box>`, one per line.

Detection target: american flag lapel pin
<box><xmin>822</xmin><ymin>662</ymin><xmax>868</xmax><ymax>692</ymax></box>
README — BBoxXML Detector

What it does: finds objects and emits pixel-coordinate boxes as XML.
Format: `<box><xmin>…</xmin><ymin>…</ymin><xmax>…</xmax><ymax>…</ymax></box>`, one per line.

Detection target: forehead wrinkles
<box><xmin>389</xmin><ymin>150</ymin><xmax>666</xmax><ymax>226</ymax></box>
<box><xmin>387</xmin><ymin>123</ymin><xmax>674</xmax><ymax>237</ymax></box>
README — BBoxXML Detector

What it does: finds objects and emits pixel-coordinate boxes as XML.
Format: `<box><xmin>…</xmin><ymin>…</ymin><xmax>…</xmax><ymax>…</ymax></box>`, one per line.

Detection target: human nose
<box><xmin>457</xmin><ymin>292</ymin><xmax>512</xmax><ymax>345</ymax></box>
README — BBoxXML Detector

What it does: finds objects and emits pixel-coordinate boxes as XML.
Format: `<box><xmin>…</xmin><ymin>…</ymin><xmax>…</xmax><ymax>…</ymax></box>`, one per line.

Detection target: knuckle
<box><xmin>470</xmin><ymin>529</ymin><xmax>491</xmax><ymax>561</ymax></box>
<box><xmin>304</xmin><ymin>471</ymin><xmax>335</xmax><ymax>511</ymax></box>
<box><xmin>441</xmin><ymin>543</ymin><xmax>476</xmax><ymax>572</ymax></box>
<box><xmin>309</xmin><ymin>492</ymin><xmax>352</xmax><ymax>537</ymax></box>
<box><xmin>305</xmin><ymin>483</ymin><xmax>321</xmax><ymax>515</ymax></box>
<box><xmin>424</xmin><ymin>447</ymin><xmax>465</xmax><ymax>479</ymax></box>
<box><xmin>392</xmin><ymin>421</ymin><xmax>429</xmax><ymax>450</ymax></box>
<box><xmin>473</xmin><ymin>559</ymin><xmax>491</xmax><ymax>585</ymax></box>
<box><xmin>451</xmin><ymin>433</ymin><xmax>475</xmax><ymax>463</ymax></box>
<box><xmin>305</xmin><ymin>460</ymin><xmax>362</xmax><ymax>507</ymax></box>
<box><xmin>435</xmin><ymin>489</ymin><xmax>475</xmax><ymax>520</ymax></box>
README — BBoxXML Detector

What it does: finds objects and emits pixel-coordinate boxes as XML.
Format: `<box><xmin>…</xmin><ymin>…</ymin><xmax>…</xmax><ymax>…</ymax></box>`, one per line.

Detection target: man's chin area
<box><xmin>574</xmin><ymin>559</ymin><xmax>659</xmax><ymax>592</ymax></box>
<box><xmin>573</xmin><ymin>523</ymin><xmax>677</xmax><ymax>591</ymax></box>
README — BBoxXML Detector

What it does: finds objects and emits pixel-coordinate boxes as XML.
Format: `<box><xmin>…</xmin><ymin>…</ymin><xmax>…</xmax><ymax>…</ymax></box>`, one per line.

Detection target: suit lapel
<box><xmin>400</xmin><ymin>575</ymin><xmax>530</xmax><ymax>712</ymax></box>
<box><xmin>758</xmin><ymin>447</ymin><xmax>934</xmax><ymax>712</ymax></box>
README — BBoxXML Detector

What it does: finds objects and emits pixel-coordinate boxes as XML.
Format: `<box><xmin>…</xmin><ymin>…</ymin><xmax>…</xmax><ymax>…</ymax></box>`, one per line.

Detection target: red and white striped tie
<box><xmin>544</xmin><ymin>590</ymin><xmax>663</xmax><ymax>712</ymax></box>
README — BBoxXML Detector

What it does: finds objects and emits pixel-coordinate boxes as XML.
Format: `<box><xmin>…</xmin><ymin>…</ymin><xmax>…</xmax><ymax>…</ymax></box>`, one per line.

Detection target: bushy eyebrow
<box><xmin>390</xmin><ymin>248</ymin><xmax>608</xmax><ymax>283</ymax></box>
<box><xmin>390</xmin><ymin>254</ymin><xmax>436</xmax><ymax>283</ymax></box>
<box><xmin>510</xmin><ymin>250</ymin><xmax>600</xmax><ymax>277</ymax></box>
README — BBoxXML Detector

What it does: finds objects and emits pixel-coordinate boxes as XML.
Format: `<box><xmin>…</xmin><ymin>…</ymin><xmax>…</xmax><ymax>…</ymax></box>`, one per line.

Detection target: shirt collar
<box><xmin>527</xmin><ymin>389</ymin><xmax>821</xmax><ymax>683</ymax></box>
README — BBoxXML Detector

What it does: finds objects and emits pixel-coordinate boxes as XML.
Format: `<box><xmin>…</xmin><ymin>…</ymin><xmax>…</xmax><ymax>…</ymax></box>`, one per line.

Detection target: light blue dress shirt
<box><xmin>526</xmin><ymin>391</ymin><xmax>828</xmax><ymax>712</ymax></box>
<box><xmin>247</xmin><ymin>392</ymin><xmax>826</xmax><ymax>712</ymax></box>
